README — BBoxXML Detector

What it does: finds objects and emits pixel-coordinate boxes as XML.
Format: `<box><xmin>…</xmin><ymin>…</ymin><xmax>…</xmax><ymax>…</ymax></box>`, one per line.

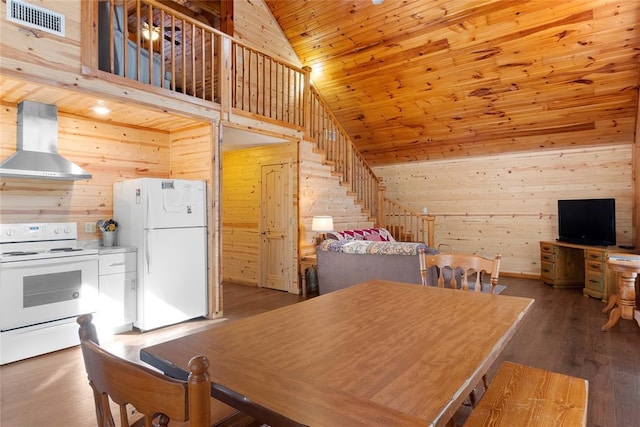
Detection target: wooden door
<box><xmin>260</xmin><ymin>163</ymin><xmax>291</xmax><ymax>291</ymax></box>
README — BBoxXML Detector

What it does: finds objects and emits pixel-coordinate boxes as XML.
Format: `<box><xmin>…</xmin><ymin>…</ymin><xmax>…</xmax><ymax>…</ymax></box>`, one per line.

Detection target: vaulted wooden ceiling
<box><xmin>264</xmin><ymin>0</ymin><xmax>640</xmax><ymax>166</ymax></box>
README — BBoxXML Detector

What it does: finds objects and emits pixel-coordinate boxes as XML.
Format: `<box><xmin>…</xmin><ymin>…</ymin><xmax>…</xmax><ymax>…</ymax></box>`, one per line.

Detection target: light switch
<box><xmin>85</xmin><ymin>222</ymin><xmax>96</xmax><ymax>233</ymax></box>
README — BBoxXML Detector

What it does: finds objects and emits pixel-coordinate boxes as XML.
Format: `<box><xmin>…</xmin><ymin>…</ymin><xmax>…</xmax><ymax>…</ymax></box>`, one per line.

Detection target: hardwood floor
<box><xmin>494</xmin><ymin>278</ymin><xmax>640</xmax><ymax>427</ymax></box>
<box><xmin>0</xmin><ymin>279</ymin><xmax>638</xmax><ymax>426</ymax></box>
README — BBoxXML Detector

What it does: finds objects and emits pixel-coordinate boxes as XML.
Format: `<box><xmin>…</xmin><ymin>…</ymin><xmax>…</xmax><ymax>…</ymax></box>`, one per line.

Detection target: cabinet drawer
<box><xmin>540</xmin><ymin>242</ymin><xmax>555</xmax><ymax>254</ymax></box>
<box><xmin>585</xmin><ymin>259</ymin><xmax>603</xmax><ymax>273</ymax></box>
<box><xmin>541</xmin><ymin>252</ymin><xmax>554</xmax><ymax>263</ymax></box>
<box><xmin>585</xmin><ymin>250</ymin><xmax>605</xmax><ymax>262</ymax></box>
<box><xmin>99</xmin><ymin>252</ymin><xmax>136</xmax><ymax>275</ymax></box>
<box><xmin>585</xmin><ymin>271</ymin><xmax>604</xmax><ymax>293</ymax></box>
<box><xmin>541</xmin><ymin>261</ymin><xmax>555</xmax><ymax>281</ymax></box>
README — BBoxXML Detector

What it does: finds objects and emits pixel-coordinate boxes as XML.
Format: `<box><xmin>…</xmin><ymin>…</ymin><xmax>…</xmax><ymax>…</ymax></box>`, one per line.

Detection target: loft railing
<box><xmin>232</xmin><ymin>44</ymin><xmax>306</xmax><ymax>127</ymax></box>
<box><xmin>84</xmin><ymin>0</ymin><xmax>307</xmax><ymax>128</ymax></box>
<box><xmin>84</xmin><ymin>0</ymin><xmax>388</xmax><ymax>230</ymax></box>
<box><xmin>379</xmin><ymin>197</ymin><xmax>435</xmax><ymax>247</ymax></box>
<box><xmin>308</xmin><ymin>86</ymin><xmax>380</xmax><ymax>219</ymax></box>
<box><xmin>89</xmin><ymin>0</ymin><xmax>221</xmax><ymax>100</ymax></box>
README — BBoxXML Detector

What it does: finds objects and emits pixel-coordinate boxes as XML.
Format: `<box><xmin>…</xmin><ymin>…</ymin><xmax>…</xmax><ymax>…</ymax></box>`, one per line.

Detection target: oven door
<box><xmin>0</xmin><ymin>254</ymin><xmax>99</xmax><ymax>331</ymax></box>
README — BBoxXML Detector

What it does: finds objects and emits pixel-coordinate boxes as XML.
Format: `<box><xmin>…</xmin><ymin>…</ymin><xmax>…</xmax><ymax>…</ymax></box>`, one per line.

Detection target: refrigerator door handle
<box><xmin>146</xmin><ymin>189</ymin><xmax>151</xmax><ymax>229</ymax></box>
<box><xmin>146</xmin><ymin>231</ymin><xmax>151</xmax><ymax>274</ymax></box>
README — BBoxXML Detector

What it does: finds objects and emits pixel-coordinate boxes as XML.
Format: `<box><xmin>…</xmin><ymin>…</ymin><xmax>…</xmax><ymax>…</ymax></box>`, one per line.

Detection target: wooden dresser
<box><xmin>540</xmin><ymin>241</ymin><xmax>633</xmax><ymax>302</ymax></box>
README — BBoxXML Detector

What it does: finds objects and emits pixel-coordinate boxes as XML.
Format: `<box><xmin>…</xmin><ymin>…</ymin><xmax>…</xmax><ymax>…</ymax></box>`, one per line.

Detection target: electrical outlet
<box><xmin>84</xmin><ymin>222</ymin><xmax>96</xmax><ymax>233</ymax></box>
<box><xmin>423</xmin><ymin>207</ymin><xmax>428</xmax><ymax>214</ymax></box>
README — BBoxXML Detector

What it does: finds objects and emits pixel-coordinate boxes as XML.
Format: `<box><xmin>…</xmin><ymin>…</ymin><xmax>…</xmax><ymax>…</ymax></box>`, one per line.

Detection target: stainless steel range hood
<box><xmin>0</xmin><ymin>100</ymin><xmax>92</xmax><ymax>180</ymax></box>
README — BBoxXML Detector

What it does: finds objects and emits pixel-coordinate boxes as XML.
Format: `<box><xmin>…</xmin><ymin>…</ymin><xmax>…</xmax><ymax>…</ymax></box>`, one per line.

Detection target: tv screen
<box><xmin>557</xmin><ymin>198</ymin><xmax>616</xmax><ymax>246</ymax></box>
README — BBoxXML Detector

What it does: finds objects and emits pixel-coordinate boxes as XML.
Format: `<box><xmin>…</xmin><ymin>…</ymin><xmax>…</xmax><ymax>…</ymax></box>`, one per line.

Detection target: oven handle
<box><xmin>0</xmin><ymin>254</ymin><xmax>98</xmax><ymax>269</ymax></box>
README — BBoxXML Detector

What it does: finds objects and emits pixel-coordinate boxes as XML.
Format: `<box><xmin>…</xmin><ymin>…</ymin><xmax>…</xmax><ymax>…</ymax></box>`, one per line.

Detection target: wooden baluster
<box><xmin>199</xmin><ymin>27</ymin><xmax>205</xmax><ymax>98</ymax></box>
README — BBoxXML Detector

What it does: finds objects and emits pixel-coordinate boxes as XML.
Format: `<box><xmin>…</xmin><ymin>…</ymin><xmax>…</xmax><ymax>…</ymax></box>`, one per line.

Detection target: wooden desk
<box><xmin>141</xmin><ymin>279</ymin><xmax>534</xmax><ymax>426</ymax></box>
<box><xmin>540</xmin><ymin>241</ymin><xmax>633</xmax><ymax>302</ymax></box>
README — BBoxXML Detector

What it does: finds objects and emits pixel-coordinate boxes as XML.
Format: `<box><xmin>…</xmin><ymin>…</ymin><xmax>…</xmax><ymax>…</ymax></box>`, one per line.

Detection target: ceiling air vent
<box><xmin>6</xmin><ymin>0</ymin><xmax>65</xmax><ymax>37</ymax></box>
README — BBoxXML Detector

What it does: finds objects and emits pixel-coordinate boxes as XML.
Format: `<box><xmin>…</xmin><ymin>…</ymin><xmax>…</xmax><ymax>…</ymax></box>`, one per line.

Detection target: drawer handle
<box><xmin>542</xmin><ymin>268</ymin><xmax>550</xmax><ymax>273</ymax></box>
<box><xmin>589</xmin><ymin>279</ymin><xmax>601</xmax><ymax>284</ymax></box>
<box><xmin>109</xmin><ymin>262</ymin><xmax>126</xmax><ymax>267</ymax></box>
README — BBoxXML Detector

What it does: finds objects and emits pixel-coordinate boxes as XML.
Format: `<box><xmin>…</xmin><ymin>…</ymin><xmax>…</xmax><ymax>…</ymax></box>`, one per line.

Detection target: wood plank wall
<box><xmin>0</xmin><ymin>103</ymin><xmax>171</xmax><ymax>240</ymax></box>
<box><xmin>170</xmin><ymin>123</ymin><xmax>215</xmax><ymax>180</ymax></box>
<box><xmin>374</xmin><ymin>145</ymin><xmax>633</xmax><ymax>277</ymax></box>
<box><xmin>234</xmin><ymin>0</ymin><xmax>302</xmax><ymax>67</ymax></box>
<box><xmin>169</xmin><ymin>122</ymin><xmax>218</xmax><ymax>315</ymax></box>
<box><xmin>298</xmin><ymin>138</ymin><xmax>375</xmax><ymax>257</ymax></box>
<box><xmin>222</xmin><ymin>142</ymin><xmax>297</xmax><ymax>287</ymax></box>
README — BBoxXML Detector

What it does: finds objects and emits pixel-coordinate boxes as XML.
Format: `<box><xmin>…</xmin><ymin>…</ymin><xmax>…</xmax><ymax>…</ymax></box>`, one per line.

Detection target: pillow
<box><xmin>327</xmin><ymin>228</ymin><xmax>395</xmax><ymax>241</ymax></box>
<box><xmin>364</xmin><ymin>234</ymin><xmax>383</xmax><ymax>241</ymax></box>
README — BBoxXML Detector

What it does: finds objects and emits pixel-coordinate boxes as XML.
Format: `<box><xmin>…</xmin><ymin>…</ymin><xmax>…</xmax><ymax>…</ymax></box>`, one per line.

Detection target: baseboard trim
<box><xmin>501</xmin><ymin>271</ymin><xmax>540</xmax><ymax>280</ymax></box>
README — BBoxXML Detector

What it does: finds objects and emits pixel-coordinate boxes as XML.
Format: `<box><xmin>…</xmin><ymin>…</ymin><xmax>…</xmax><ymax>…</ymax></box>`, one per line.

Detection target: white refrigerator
<box><xmin>114</xmin><ymin>178</ymin><xmax>207</xmax><ymax>331</ymax></box>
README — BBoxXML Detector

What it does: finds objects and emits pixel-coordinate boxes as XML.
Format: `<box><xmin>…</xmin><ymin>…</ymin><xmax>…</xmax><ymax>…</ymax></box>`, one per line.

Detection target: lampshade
<box><xmin>311</xmin><ymin>216</ymin><xmax>334</xmax><ymax>232</ymax></box>
<box><xmin>142</xmin><ymin>22</ymin><xmax>160</xmax><ymax>41</ymax></box>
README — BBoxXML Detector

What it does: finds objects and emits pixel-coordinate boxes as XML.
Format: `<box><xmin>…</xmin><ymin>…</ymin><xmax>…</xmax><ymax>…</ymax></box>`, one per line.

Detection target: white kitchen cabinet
<box><xmin>97</xmin><ymin>250</ymin><xmax>137</xmax><ymax>334</ymax></box>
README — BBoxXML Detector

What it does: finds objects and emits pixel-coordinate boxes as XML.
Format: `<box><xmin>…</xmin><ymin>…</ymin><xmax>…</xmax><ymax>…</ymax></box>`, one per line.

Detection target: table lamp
<box><xmin>311</xmin><ymin>215</ymin><xmax>334</xmax><ymax>245</ymax></box>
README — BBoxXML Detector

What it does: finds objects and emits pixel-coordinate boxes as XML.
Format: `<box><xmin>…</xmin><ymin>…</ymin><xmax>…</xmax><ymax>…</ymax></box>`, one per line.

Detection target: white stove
<box><xmin>0</xmin><ymin>223</ymin><xmax>98</xmax><ymax>261</ymax></box>
<box><xmin>0</xmin><ymin>222</ymin><xmax>99</xmax><ymax>364</ymax></box>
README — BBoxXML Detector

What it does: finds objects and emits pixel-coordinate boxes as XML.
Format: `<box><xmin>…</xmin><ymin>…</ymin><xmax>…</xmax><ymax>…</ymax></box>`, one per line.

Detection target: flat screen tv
<box><xmin>557</xmin><ymin>198</ymin><xmax>616</xmax><ymax>246</ymax></box>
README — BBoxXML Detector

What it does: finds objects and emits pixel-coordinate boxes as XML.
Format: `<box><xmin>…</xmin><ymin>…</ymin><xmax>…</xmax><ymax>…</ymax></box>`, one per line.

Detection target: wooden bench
<box><xmin>464</xmin><ymin>361</ymin><xmax>588</xmax><ymax>427</ymax></box>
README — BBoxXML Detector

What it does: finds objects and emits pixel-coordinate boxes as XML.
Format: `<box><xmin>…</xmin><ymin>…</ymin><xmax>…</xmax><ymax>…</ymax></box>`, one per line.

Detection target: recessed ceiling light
<box><xmin>92</xmin><ymin>105</ymin><xmax>110</xmax><ymax>115</ymax></box>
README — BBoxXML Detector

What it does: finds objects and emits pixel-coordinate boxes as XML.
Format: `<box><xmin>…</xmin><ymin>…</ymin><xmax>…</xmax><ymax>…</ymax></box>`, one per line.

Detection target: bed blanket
<box><xmin>319</xmin><ymin>239</ymin><xmax>428</xmax><ymax>256</ymax></box>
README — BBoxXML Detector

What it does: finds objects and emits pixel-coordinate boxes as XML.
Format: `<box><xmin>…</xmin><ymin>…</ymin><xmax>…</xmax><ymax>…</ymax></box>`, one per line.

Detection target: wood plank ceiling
<box><xmin>264</xmin><ymin>0</ymin><xmax>640</xmax><ymax>166</ymax></box>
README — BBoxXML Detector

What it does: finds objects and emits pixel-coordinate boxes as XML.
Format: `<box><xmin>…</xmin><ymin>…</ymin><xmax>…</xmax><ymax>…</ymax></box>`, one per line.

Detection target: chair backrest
<box><xmin>419</xmin><ymin>250</ymin><xmax>502</xmax><ymax>293</ymax></box>
<box><xmin>77</xmin><ymin>314</ymin><xmax>211</xmax><ymax>427</ymax></box>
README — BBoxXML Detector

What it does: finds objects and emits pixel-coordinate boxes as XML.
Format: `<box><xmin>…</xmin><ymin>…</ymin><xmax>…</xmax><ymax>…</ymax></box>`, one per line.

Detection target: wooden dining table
<box><xmin>140</xmin><ymin>279</ymin><xmax>534</xmax><ymax>426</ymax></box>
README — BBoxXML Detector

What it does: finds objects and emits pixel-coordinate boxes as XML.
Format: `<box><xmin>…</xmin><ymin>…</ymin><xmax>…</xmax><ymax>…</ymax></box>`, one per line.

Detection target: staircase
<box><xmin>307</xmin><ymin>87</ymin><xmax>434</xmax><ymax>247</ymax></box>
<box><xmin>308</xmin><ymin>86</ymin><xmax>379</xmax><ymax>220</ymax></box>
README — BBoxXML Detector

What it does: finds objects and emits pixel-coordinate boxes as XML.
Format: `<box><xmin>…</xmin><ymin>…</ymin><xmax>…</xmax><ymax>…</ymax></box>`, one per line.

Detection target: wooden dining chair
<box><xmin>418</xmin><ymin>250</ymin><xmax>502</xmax><ymax>294</ymax></box>
<box><xmin>418</xmin><ymin>250</ymin><xmax>502</xmax><ymax>408</ymax></box>
<box><xmin>77</xmin><ymin>313</ymin><xmax>212</xmax><ymax>427</ymax></box>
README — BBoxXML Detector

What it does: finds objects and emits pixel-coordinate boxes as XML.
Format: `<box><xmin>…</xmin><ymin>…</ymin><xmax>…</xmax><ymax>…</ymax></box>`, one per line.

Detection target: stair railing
<box><xmin>308</xmin><ymin>86</ymin><xmax>379</xmax><ymax>219</ymax></box>
<box><xmin>379</xmin><ymin>198</ymin><xmax>435</xmax><ymax>247</ymax></box>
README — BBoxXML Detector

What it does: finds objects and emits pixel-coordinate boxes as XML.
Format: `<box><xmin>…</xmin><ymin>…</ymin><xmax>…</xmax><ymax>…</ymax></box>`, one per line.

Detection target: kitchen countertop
<box><xmin>98</xmin><ymin>246</ymin><xmax>137</xmax><ymax>255</ymax></box>
<box><xmin>78</xmin><ymin>240</ymin><xmax>137</xmax><ymax>254</ymax></box>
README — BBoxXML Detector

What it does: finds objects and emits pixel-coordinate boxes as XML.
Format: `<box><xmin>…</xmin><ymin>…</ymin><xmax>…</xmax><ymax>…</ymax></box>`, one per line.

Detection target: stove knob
<box><xmin>5</xmin><ymin>229</ymin><xmax>14</xmax><ymax>237</ymax></box>
<box><xmin>54</xmin><ymin>227</ymin><xmax>61</xmax><ymax>234</ymax></box>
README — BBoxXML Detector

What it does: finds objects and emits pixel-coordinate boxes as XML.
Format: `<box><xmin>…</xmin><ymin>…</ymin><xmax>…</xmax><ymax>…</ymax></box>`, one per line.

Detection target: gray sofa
<box><xmin>316</xmin><ymin>239</ymin><xmax>438</xmax><ymax>295</ymax></box>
